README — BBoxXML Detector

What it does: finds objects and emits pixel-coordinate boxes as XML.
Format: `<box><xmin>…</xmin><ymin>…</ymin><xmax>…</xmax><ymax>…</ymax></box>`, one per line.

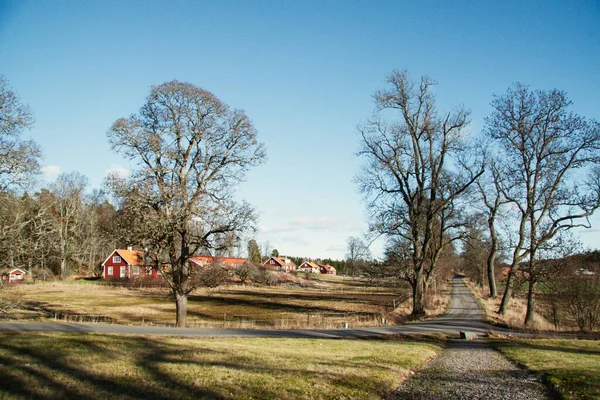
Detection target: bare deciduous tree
<box><xmin>107</xmin><ymin>80</ymin><xmax>266</xmax><ymax>327</ymax></box>
<box><xmin>357</xmin><ymin>70</ymin><xmax>483</xmax><ymax>316</ymax></box>
<box><xmin>0</xmin><ymin>76</ymin><xmax>41</xmax><ymax>191</ymax></box>
<box><xmin>50</xmin><ymin>172</ymin><xmax>88</xmax><ymax>279</ymax></box>
<box><xmin>486</xmin><ymin>84</ymin><xmax>600</xmax><ymax>326</ymax></box>
<box><xmin>473</xmin><ymin>155</ymin><xmax>507</xmax><ymax>298</ymax></box>
<box><xmin>345</xmin><ymin>236</ymin><xmax>371</xmax><ymax>276</ymax></box>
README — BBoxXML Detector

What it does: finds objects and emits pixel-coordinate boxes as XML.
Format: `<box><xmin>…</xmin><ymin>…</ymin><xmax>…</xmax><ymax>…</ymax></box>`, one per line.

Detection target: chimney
<box><xmin>127</xmin><ymin>246</ymin><xmax>133</xmax><ymax>251</ymax></box>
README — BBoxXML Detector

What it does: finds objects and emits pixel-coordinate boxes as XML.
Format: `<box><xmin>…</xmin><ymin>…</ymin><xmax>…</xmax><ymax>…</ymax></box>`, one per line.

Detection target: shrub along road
<box><xmin>0</xmin><ymin>276</ymin><xmax>517</xmax><ymax>338</ymax></box>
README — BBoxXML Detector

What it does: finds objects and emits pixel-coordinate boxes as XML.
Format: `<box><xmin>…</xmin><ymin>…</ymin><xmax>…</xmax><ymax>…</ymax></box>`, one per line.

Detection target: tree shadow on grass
<box><xmin>0</xmin><ymin>335</ymin><xmax>226</xmax><ymax>399</ymax></box>
<box><xmin>0</xmin><ymin>334</ymin><xmax>429</xmax><ymax>400</ymax></box>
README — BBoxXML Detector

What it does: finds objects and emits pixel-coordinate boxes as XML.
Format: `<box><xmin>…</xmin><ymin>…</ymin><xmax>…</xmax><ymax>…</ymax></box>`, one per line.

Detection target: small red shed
<box><xmin>0</xmin><ymin>268</ymin><xmax>27</xmax><ymax>282</ymax></box>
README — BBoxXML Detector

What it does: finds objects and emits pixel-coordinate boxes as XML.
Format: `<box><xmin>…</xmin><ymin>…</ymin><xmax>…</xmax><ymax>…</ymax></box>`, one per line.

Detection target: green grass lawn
<box><xmin>494</xmin><ymin>339</ymin><xmax>600</xmax><ymax>400</ymax></box>
<box><xmin>0</xmin><ymin>333</ymin><xmax>441</xmax><ymax>400</ymax></box>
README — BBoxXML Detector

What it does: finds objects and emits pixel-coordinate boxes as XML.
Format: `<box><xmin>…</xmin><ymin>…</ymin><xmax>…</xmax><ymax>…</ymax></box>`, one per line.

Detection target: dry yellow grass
<box><xmin>2</xmin><ymin>278</ymin><xmax>404</xmax><ymax>329</ymax></box>
<box><xmin>465</xmin><ymin>279</ymin><xmax>554</xmax><ymax>330</ymax></box>
<box><xmin>389</xmin><ymin>281</ymin><xmax>451</xmax><ymax>323</ymax></box>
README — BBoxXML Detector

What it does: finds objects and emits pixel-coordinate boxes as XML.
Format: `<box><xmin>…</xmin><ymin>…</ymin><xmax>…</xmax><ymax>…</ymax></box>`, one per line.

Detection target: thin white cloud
<box><xmin>259</xmin><ymin>224</ymin><xmax>295</xmax><ymax>234</ymax></box>
<box><xmin>41</xmin><ymin>165</ymin><xmax>61</xmax><ymax>180</ymax></box>
<box><xmin>105</xmin><ymin>164</ymin><xmax>131</xmax><ymax>179</ymax></box>
<box><xmin>291</xmin><ymin>216</ymin><xmax>340</xmax><ymax>231</ymax></box>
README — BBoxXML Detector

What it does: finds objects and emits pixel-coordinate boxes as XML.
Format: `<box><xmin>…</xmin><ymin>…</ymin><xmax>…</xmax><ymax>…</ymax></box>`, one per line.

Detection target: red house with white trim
<box><xmin>263</xmin><ymin>256</ymin><xmax>297</xmax><ymax>272</ymax></box>
<box><xmin>101</xmin><ymin>248</ymin><xmax>161</xmax><ymax>280</ymax></box>
<box><xmin>0</xmin><ymin>268</ymin><xmax>27</xmax><ymax>282</ymax></box>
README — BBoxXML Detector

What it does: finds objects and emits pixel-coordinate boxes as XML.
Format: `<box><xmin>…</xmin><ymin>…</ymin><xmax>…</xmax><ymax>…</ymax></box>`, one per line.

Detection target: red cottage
<box><xmin>262</xmin><ymin>256</ymin><xmax>297</xmax><ymax>272</ymax></box>
<box><xmin>318</xmin><ymin>264</ymin><xmax>337</xmax><ymax>275</ymax></box>
<box><xmin>101</xmin><ymin>248</ymin><xmax>161</xmax><ymax>280</ymax></box>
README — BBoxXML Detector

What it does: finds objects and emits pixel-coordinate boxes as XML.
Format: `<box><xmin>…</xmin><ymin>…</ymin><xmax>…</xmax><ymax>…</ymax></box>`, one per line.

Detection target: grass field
<box><xmin>2</xmin><ymin>275</ymin><xmax>413</xmax><ymax>329</ymax></box>
<box><xmin>494</xmin><ymin>339</ymin><xmax>600</xmax><ymax>400</ymax></box>
<box><xmin>0</xmin><ymin>333</ymin><xmax>442</xmax><ymax>400</ymax></box>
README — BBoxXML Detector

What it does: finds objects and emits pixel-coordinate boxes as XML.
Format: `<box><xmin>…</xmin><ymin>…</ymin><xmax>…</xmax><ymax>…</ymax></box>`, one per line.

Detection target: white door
<box><xmin>120</xmin><ymin>266</ymin><xmax>126</xmax><ymax>278</ymax></box>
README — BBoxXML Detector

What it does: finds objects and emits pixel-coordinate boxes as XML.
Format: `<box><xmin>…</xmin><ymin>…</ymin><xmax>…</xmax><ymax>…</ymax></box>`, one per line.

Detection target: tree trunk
<box><xmin>498</xmin><ymin>266</ymin><xmax>516</xmax><ymax>314</ymax></box>
<box><xmin>175</xmin><ymin>291</ymin><xmax>187</xmax><ymax>328</ymax></box>
<box><xmin>479</xmin><ymin>263</ymin><xmax>485</xmax><ymax>290</ymax></box>
<box><xmin>524</xmin><ymin>277</ymin><xmax>536</xmax><ymax>327</ymax></box>
<box><xmin>412</xmin><ymin>270</ymin><xmax>427</xmax><ymax>317</ymax></box>
<box><xmin>487</xmin><ymin>228</ymin><xmax>498</xmax><ymax>298</ymax></box>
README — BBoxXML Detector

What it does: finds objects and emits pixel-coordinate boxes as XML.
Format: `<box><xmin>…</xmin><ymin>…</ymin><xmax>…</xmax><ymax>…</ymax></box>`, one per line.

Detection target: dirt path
<box><xmin>392</xmin><ymin>277</ymin><xmax>556</xmax><ymax>399</ymax></box>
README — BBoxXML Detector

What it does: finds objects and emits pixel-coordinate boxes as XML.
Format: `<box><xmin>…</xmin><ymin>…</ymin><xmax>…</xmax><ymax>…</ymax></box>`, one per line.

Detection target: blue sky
<box><xmin>1</xmin><ymin>0</ymin><xmax>599</xmax><ymax>259</ymax></box>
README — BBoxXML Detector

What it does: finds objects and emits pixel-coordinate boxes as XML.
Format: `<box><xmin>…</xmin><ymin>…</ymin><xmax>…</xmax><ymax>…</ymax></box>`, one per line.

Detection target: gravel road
<box><xmin>392</xmin><ymin>277</ymin><xmax>556</xmax><ymax>399</ymax></box>
<box><xmin>393</xmin><ymin>339</ymin><xmax>556</xmax><ymax>399</ymax></box>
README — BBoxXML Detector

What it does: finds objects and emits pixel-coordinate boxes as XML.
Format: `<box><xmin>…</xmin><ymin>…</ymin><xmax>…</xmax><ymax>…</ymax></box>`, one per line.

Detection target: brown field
<box><xmin>1</xmin><ymin>275</ymin><xmax>422</xmax><ymax>329</ymax></box>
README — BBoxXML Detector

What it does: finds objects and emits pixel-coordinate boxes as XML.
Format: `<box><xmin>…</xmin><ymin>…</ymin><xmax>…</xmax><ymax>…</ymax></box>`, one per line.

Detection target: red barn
<box><xmin>319</xmin><ymin>264</ymin><xmax>337</xmax><ymax>275</ymax></box>
<box><xmin>101</xmin><ymin>248</ymin><xmax>161</xmax><ymax>280</ymax></box>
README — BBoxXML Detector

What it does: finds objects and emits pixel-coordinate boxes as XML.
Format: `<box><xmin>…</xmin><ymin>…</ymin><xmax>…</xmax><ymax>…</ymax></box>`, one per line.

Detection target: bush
<box><xmin>251</xmin><ymin>267</ymin><xmax>277</xmax><ymax>286</ymax></box>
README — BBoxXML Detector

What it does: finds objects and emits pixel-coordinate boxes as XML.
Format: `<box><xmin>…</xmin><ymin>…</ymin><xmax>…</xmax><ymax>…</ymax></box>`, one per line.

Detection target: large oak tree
<box><xmin>107</xmin><ymin>81</ymin><xmax>266</xmax><ymax>327</ymax></box>
<box><xmin>357</xmin><ymin>70</ymin><xmax>482</xmax><ymax>316</ymax></box>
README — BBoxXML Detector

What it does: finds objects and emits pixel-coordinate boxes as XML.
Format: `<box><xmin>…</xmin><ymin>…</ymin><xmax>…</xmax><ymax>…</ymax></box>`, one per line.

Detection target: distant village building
<box><xmin>263</xmin><ymin>256</ymin><xmax>297</xmax><ymax>272</ymax></box>
<box><xmin>298</xmin><ymin>261</ymin><xmax>320</xmax><ymax>274</ymax></box>
<box><xmin>318</xmin><ymin>264</ymin><xmax>337</xmax><ymax>275</ymax></box>
<box><xmin>0</xmin><ymin>268</ymin><xmax>27</xmax><ymax>282</ymax></box>
<box><xmin>101</xmin><ymin>248</ymin><xmax>161</xmax><ymax>280</ymax></box>
<box><xmin>189</xmin><ymin>256</ymin><xmax>247</xmax><ymax>269</ymax></box>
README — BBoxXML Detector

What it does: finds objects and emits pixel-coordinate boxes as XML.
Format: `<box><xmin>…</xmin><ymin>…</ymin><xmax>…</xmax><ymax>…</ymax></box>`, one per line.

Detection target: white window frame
<box><xmin>113</xmin><ymin>255</ymin><xmax>121</xmax><ymax>263</ymax></box>
<box><xmin>107</xmin><ymin>266</ymin><xmax>113</xmax><ymax>275</ymax></box>
<box><xmin>146</xmin><ymin>266</ymin><xmax>152</xmax><ymax>276</ymax></box>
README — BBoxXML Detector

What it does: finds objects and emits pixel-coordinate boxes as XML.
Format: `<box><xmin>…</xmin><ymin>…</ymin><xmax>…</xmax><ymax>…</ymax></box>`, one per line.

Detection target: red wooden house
<box><xmin>263</xmin><ymin>256</ymin><xmax>297</xmax><ymax>272</ymax></box>
<box><xmin>101</xmin><ymin>248</ymin><xmax>161</xmax><ymax>280</ymax></box>
<box><xmin>319</xmin><ymin>264</ymin><xmax>337</xmax><ymax>275</ymax></box>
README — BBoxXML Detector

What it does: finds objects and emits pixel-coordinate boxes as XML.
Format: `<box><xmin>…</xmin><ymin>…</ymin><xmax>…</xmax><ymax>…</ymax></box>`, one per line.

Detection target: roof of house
<box><xmin>1</xmin><ymin>268</ymin><xmax>27</xmax><ymax>275</ymax></box>
<box><xmin>300</xmin><ymin>261</ymin><xmax>320</xmax><ymax>270</ymax></box>
<box><xmin>101</xmin><ymin>249</ymin><xmax>146</xmax><ymax>266</ymax></box>
<box><xmin>319</xmin><ymin>264</ymin><xmax>336</xmax><ymax>272</ymax></box>
<box><xmin>264</xmin><ymin>256</ymin><xmax>297</xmax><ymax>268</ymax></box>
<box><xmin>190</xmin><ymin>256</ymin><xmax>247</xmax><ymax>267</ymax></box>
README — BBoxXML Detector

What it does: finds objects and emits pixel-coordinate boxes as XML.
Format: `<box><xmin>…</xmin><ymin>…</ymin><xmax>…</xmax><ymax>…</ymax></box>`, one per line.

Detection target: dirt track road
<box><xmin>0</xmin><ymin>276</ymin><xmax>512</xmax><ymax>338</ymax></box>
